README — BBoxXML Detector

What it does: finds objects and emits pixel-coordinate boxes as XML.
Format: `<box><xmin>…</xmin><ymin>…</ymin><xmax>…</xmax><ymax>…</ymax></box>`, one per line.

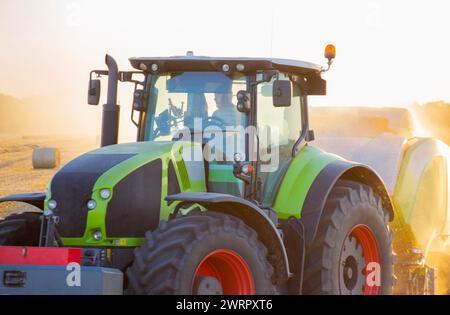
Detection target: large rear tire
<box><xmin>125</xmin><ymin>211</ymin><xmax>276</xmax><ymax>295</ymax></box>
<box><xmin>0</xmin><ymin>212</ymin><xmax>41</xmax><ymax>246</ymax></box>
<box><xmin>302</xmin><ymin>180</ymin><xmax>394</xmax><ymax>295</ymax></box>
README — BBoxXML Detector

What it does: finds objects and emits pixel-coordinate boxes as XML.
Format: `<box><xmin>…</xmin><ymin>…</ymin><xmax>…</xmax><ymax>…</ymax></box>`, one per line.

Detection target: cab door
<box><xmin>256</xmin><ymin>74</ymin><xmax>302</xmax><ymax>206</ymax></box>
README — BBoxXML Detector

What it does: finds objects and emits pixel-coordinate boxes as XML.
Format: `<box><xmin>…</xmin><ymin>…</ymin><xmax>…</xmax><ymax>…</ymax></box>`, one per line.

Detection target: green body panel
<box><xmin>46</xmin><ymin>141</ymin><xmax>206</xmax><ymax>247</ymax></box>
<box><xmin>273</xmin><ymin>145</ymin><xmax>339</xmax><ymax>219</ymax></box>
<box><xmin>208</xmin><ymin>164</ymin><xmax>237</xmax><ymax>182</ymax></box>
<box><xmin>45</xmin><ymin>141</ymin><xmax>341</xmax><ymax>246</ymax></box>
<box><xmin>208</xmin><ymin>164</ymin><xmax>244</xmax><ymax>197</ymax></box>
<box><xmin>392</xmin><ymin>137</ymin><xmax>448</xmax><ymax>251</ymax></box>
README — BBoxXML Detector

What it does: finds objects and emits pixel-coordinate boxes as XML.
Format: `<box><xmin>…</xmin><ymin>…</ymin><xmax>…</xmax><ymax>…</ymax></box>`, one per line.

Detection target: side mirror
<box><xmin>272</xmin><ymin>80</ymin><xmax>292</xmax><ymax>107</ymax></box>
<box><xmin>87</xmin><ymin>79</ymin><xmax>101</xmax><ymax>105</ymax></box>
<box><xmin>236</xmin><ymin>90</ymin><xmax>251</xmax><ymax>113</ymax></box>
<box><xmin>132</xmin><ymin>89</ymin><xmax>147</xmax><ymax>112</ymax></box>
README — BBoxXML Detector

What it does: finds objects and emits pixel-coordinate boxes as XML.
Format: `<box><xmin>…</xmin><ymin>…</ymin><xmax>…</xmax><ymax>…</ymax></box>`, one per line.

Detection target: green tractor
<box><xmin>0</xmin><ymin>46</ymin><xmax>396</xmax><ymax>294</ymax></box>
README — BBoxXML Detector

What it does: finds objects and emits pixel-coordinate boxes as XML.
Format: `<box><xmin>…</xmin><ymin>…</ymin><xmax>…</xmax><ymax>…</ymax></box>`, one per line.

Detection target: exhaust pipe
<box><xmin>101</xmin><ymin>54</ymin><xmax>120</xmax><ymax>147</ymax></box>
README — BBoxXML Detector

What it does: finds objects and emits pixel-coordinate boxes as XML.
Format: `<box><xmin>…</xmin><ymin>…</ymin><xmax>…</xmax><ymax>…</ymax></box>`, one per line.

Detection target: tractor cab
<box><xmin>88</xmin><ymin>51</ymin><xmax>333</xmax><ymax>204</ymax></box>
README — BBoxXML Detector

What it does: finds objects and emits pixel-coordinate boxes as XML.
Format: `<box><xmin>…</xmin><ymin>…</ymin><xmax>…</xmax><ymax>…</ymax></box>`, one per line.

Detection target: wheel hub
<box><xmin>340</xmin><ymin>235</ymin><xmax>365</xmax><ymax>294</ymax></box>
<box><xmin>339</xmin><ymin>225</ymin><xmax>381</xmax><ymax>295</ymax></box>
<box><xmin>193</xmin><ymin>249</ymin><xmax>255</xmax><ymax>295</ymax></box>
<box><xmin>345</xmin><ymin>266</ymin><xmax>353</xmax><ymax>279</ymax></box>
<box><xmin>194</xmin><ymin>276</ymin><xmax>223</xmax><ymax>295</ymax></box>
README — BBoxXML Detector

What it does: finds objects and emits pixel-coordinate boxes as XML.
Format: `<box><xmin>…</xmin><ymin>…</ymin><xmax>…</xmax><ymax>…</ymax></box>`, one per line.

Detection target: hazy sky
<box><xmin>1</xmin><ymin>0</ymin><xmax>449</xmax><ymax>137</ymax></box>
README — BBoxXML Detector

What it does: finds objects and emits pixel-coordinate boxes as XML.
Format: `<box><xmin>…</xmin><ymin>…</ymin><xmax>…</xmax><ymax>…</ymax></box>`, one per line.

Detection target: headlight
<box><xmin>100</xmin><ymin>189</ymin><xmax>111</xmax><ymax>200</ymax></box>
<box><xmin>233</xmin><ymin>152</ymin><xmax>243</xmax><ymax>162</ymax></box>
<box><xmin>48</xmin><ymin>199</ymin><xmax>57</xmax><ymax>210</ymax></box>
<box><xmin>93</xmin><ymin>230</ymin><xmax>102</xmax><ymax>241</ymax></box>
<box><xmin>236</xmin><ymin>63</ymin><xmax>245</xmax><ymax>71</ymax></box>
<box><xmin>87</xmin><ymin>199</ymin><xmax>97</xmax><ymax>210</ymax></box>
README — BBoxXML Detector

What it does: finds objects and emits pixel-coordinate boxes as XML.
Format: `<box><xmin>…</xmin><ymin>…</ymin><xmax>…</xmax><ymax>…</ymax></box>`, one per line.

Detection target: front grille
<box><xmin>106</xmin><ymin>159</ymin><xmax>162</xmax><ymax>237</ymax></box>
<box><xmin>51</xmin><ymin>153</ymin><xmax>135</xmax><ymax>237</ymax></box>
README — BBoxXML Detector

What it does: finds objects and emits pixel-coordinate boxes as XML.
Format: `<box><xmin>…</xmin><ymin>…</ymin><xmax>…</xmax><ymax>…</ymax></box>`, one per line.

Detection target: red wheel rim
<box><xmin>350</xmin><ymin>225</ymin><xmax>381</xmax><ymax>295</ymax></box>
<box><xmin>193</xmin><ymin>249</ymin><xmax>255</xmax><ymax>294</ymax></box>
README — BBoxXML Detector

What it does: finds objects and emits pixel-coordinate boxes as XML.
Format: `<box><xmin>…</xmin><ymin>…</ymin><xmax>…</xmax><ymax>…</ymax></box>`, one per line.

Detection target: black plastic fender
<box><xmin>166</xmin><ymin>192</ymin><xmax>290</xmax><ymax>284</ymax></box>
<box><xmin>279</xmin><ymin>217</ymin><xmax>306</xmax><ymax>294</ymax></box>
<box><xmin>0</xmin><ymin>192</ymin><xmax>46</xmax><ymax>210</ymax></box>
<box><xmin>300</xmin><ymin>159</ymin><xmax>394</xmax><ymax>246</ymax></box>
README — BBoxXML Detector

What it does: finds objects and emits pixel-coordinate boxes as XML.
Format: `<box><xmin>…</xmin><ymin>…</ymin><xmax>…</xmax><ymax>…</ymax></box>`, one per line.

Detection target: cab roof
<box><xmin>129</xmin><ymin>54</ymin><xmax>323</xmax><ymax>76</ymax></box>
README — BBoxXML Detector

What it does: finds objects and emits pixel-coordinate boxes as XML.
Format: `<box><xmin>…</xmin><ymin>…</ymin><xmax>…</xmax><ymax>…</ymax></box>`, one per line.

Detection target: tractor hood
<box><xmin>47</xmin><ymin>141</ymin><xmax>205</xmax><ymax>241</ymax></box>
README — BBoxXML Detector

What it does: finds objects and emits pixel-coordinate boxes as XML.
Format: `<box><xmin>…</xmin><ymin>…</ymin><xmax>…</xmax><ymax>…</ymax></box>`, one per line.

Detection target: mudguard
<box><xmin>166</xmin><ymin>192</ymin><xmax>290</xmax><ymax>284</ymax></box>
<box><xmin>299</xmin><ymin>159</ymin><xmax>394</xmax><ymax>245</ymax></box>
<box><xmin>273</xmin><ymin>145</ymin><xmax>393</xmax><ymax>246</ymax></box>
<box><xmin>0</xmin><ymin>192</ymin><xmax>46</xmax><ymax>210</ymax></box>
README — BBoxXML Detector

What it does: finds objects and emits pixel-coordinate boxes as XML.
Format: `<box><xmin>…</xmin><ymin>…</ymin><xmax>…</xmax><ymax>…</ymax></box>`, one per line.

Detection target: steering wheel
<box><xmin>169</xmin><ymin>116</ymin><xmax>229</xmax><ymax>142</ymax></box>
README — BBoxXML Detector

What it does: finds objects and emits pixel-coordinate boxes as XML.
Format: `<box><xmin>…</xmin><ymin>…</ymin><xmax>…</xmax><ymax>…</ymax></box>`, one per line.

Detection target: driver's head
<box><xmin>214</xmin><ymin>92</ymin><xmax>233</xmax><ymax>109</ymax></box>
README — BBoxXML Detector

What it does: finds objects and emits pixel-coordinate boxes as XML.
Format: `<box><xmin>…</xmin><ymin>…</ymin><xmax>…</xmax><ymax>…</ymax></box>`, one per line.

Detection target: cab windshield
<box><xmin>143</xmin><ymin>72</ymin><xmax>248</xmax><ymax>141</ymax></box>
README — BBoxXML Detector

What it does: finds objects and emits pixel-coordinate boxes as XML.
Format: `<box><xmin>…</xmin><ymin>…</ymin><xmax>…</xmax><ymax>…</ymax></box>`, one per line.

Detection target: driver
<box><xmin>212</xmin><ymin>92</ymin><xmax>242</xmax><ymax>127</ymax></box>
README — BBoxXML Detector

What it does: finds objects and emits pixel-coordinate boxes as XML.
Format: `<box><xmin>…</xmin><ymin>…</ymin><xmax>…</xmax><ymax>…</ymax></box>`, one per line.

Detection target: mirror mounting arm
<box><xmin>119</xmin><ymin>71</ymin><xmax>145</xmax><ymax>86</ymax></box>
<box><xmin>90</xmin><ymin>70</ymin><xmax>108</xmax><ymax>79</ymax></box>
<box><xmin>291</xmin><ymin>78</ymin><xmax>314</xmax><ymax>157</ymax></box>
<box><xmin>250</xmin><ymin>70</ymin><xmax>278</xmax><ymax>87</ymax></box>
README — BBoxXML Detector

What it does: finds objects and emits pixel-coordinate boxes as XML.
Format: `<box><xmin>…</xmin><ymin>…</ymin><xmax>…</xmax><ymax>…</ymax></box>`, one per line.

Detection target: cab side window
<box><xmin>257</xmin><ymin>74</ymin><xmax>301</xmax><ymax>205</ymax></box>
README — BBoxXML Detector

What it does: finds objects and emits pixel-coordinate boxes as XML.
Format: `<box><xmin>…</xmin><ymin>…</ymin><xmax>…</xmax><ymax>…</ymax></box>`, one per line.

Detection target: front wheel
<box><xmin>303</xmin><ymin>180</ymin><xmax>394</xmax><ymax>295</ymax></box>
<box><xmin>125</xmin><ymin>212</ymin><xmax>276</xmax><ymax>295</ymax></box>
<box><xmin>0</xmin><ymin>212</ymin><xmax>41</xmax><ymax>246</ymax></box>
